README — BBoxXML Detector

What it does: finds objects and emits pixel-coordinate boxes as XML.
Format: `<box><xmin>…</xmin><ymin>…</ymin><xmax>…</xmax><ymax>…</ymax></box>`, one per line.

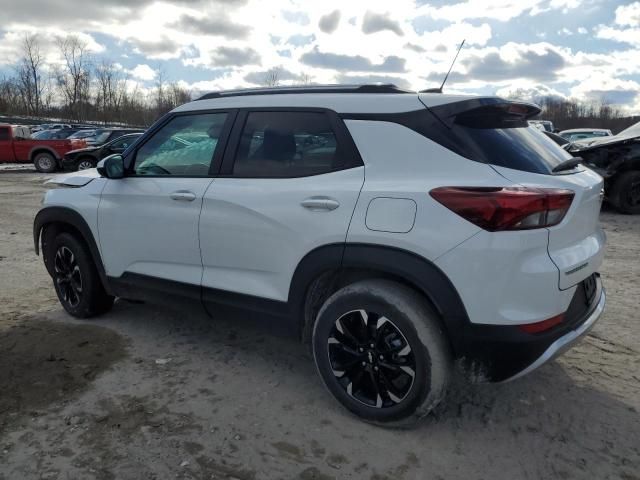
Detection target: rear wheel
<box><xmin>609</xmin><ymin>171</ymin><xmax>640</xmax><ymax>214</ymax></box>
<box><xmin>45</xmin><ymin>232</ymin><xmax>114</xmax><ymax>318</ymax></box>
<box><xmin>312</xmin><ymin>279</ymin><xmax>451</xmax><ymax>427</ymax></box>
<box><xmin>33</xmin><ymin>152</ymin><xmax>57</xmax><ymax>173</ymax></box>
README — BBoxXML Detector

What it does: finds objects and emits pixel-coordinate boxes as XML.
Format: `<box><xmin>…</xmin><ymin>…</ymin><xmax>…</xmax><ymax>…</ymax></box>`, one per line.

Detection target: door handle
<box><xmin>301</xmin><ymin>197</ymin><xmax>340</xmax><ymax>211</ymax></box>
<box><xmin>170</xmin><ymin>190</ymin><xmax>197</xmax><ymax>202</ymax></box>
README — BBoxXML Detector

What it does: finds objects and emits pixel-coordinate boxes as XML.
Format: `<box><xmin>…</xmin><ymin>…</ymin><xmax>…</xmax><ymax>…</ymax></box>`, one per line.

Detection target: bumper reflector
<box><xmin>518</xmin><ymin>314</ymin><xmax>564</xmax><ymax>334</ymax></box>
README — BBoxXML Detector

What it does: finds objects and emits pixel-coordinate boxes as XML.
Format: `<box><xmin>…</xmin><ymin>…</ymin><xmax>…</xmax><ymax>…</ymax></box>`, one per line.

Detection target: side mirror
<box><xmin>97</xmin><ymin>154</ymin><xmax>124</xmax><ymax>179</ymax></box>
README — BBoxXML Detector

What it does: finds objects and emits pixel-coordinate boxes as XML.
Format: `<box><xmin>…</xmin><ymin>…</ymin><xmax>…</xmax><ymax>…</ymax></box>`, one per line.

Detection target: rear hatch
<box><xmin>420</xmin><ymin>95</ymin><xmax>606</xmax><ymax>289</ymax></box>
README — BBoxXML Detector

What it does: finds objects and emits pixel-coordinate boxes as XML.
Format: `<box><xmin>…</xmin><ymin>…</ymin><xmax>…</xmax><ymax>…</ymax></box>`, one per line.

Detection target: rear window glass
<box><xmin>452</xmin><ymin>124</ymin><xmax>573</xmax><ymax>174</ymax></box>
<box><xmin>0</xmin><ymin>128</ymin><xmax>10</xmax><ymax>141</ymax></box>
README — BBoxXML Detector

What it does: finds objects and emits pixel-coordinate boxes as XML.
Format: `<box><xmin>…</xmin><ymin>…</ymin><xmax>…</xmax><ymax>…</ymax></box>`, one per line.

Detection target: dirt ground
<box><xmin>0</xmin><ymin>167</ymin><xmax>638</xmax><ymax>480</ymax></box>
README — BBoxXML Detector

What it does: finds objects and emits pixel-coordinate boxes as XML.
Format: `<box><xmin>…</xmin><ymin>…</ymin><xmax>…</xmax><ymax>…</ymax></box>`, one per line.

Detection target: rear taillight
<box><xmin>518</xmin><ymin>314</ymin><xmax>564</xmax><ymax>334</ymax></box>
<box><xmin>429</xmin><ymin>187</ymin><xmax>574</xmax><ymax>231</ymax></box>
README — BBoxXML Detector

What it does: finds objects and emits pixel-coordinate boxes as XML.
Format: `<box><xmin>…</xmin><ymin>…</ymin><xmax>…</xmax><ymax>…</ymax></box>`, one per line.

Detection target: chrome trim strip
<box><xmin>501</xmin><ymin>286</ymin><xmax>606</xmax><ymax>383</ymax></box>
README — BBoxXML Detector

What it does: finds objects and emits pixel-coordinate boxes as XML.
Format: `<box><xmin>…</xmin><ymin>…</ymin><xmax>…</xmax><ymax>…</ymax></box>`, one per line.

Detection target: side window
<box><xmin>233</xmin><ymin>111</ymin><xmax>344</xmax><ymax>177</ymax></box>
<box><xmin>0</xmin><ymin>127</ymin><xmax>10</xmax><ymax>141</ymax></box>
<box><xmin>133</xmin><ymin>113</ymin><xmax>228</xmax><ymax>176</ymax></box>
<box><xmin>111</xmin><ymin>137</ymin><xmax>134</xmax><ymax>150</ymax></box>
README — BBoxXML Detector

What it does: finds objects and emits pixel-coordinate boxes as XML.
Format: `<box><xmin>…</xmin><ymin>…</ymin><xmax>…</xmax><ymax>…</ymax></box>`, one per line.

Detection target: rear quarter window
<box><xmin>452</xmin><ymin>124</ymin><xmax>574</xmax><ymax>174</ymax></box>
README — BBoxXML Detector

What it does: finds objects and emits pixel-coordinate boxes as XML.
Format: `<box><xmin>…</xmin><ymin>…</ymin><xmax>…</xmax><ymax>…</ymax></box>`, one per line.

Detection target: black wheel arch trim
<box><xmin>33</xmin><ymin>206</ymin><xmax>112</xmax><ymax>294</ymax></box>
<box><xmin>288</xmin><ymin>243</ymin><xmax>471</xmax><ymax>355</ymax></box>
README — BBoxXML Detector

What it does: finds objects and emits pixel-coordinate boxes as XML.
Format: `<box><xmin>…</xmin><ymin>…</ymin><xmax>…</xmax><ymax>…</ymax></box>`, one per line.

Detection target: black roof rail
<box><xmin>197</xmin><ymin>84</ymin><xmax>413</xmax><ymax>100</ymax></box>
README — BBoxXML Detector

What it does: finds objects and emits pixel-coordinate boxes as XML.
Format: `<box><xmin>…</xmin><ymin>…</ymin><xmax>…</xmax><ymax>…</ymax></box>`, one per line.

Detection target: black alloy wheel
<box><xmin>54</xmin><ymin>245</ymin><xmax>83</xmax><ymax>308</ymax></box>
<box><xmin>327</xmin><ymin>309</ymin><xmax>416</xmax><ymax>408</ymax></box>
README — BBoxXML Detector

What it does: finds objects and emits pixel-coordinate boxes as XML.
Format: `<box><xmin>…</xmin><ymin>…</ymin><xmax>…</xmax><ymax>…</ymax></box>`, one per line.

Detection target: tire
<box><xmin>312</xmin><ymin>279</ymin><xmax>451</xmax><ymax>427</ymax></box>
<box><xmin>33</xmin><ymin>152</ymin><xmax>57</xmax><ymax>173</ymax></box>
<box><xmin>45</xmin><ymin>232</ymin><xmax>114</xmax><ymax>318</ymax></box>
<box><xmin>609</xmin><ymin>171</ymin><xmax>640</xmax><ymax>214</ymax></box>
<box><xmin>77</xmin><ymin>157</ymin><xmax>96</xmax><ymax>171</ymax></box>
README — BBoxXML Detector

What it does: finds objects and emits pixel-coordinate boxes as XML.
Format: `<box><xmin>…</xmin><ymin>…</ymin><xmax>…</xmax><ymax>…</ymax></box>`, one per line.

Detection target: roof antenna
<box><xmin>421</xmin><ymin>39</ymin><xmax>465</xmax><ymax>93</ymax></box>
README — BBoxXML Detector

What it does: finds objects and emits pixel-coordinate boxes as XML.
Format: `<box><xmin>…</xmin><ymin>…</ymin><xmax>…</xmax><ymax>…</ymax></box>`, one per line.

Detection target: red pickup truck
<box><xmin>0</xmin><ymin>124</ymin><xmax>86</xmax><ymax>172</ymax></box>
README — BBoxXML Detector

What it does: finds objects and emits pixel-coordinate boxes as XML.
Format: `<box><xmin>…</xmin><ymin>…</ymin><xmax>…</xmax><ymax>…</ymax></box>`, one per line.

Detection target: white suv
<box><xmin>34</xmin><ymin>85</ymin><xmax>606</xmax><ymax>425</ymax></box>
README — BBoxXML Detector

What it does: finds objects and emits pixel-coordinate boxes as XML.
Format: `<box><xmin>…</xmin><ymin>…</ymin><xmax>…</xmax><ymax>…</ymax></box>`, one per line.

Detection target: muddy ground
<box><xmin>0</xmin><ymin>168</ymin><xmax>638</xmax><ymax>480</ymax></box>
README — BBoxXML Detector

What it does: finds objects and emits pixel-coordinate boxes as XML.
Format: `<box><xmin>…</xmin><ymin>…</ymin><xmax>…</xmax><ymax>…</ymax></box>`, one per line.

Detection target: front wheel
<box><xmin>33</xmin><ymin>152</ymin><xmax>57</xmax><ymax>173</ymax></box>
<box><xmin>44</xmin><ymin>232</ymin><xmax>114</xmax><ymax>318</ymax></box>
<box><xmin>609</xmin><ymin>171</ymin><xmax>640</xmax><ymax>214</ymax></box>
<box><xmin>312</xmin><ymin>279</ymin><xmax>451</xmax><ymax>427</ymax></box>
<box><xmin>77</xmin><ymin>157</ymin><xmax>96</xmax><ymax>171</ymax></box>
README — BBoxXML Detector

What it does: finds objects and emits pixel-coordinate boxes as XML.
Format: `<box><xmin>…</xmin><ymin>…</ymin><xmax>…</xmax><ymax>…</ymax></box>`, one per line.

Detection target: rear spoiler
<box><xmin>425</xmin><ymin>97</ymin><xmax>541</xmax><ymax>129</ymax></box>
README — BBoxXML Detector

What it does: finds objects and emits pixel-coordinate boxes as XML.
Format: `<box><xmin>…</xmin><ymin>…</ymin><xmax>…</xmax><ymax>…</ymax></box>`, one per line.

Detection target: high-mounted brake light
<box><xmin>430</xmin><ymin>187</ymin><xmax>574</xmax><ymax>231</ymax></box>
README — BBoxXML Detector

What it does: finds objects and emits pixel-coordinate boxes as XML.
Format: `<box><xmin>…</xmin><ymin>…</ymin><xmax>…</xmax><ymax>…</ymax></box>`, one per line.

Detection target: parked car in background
<box><xmin>34</xmin><ymin>85</ymin><xmax>606</xmax><ymax>425</ymax></box>
<box><xmin>85</xmin><ymin>128</ymin><xmax>144</xmax><ymax>146</ymax></box>
<box><xmin>528</xmin><ymin>119</ymin><xmax>555</xmax><ymax>132</ymax></box>
<box><xmin>568</xmin><ymin>121</ymin><xmax>640</xmax><ymax>214</ymax></box>
<box><xmin>0</xmin><ymin>123</ymin><xmax>86</xmax><ymax>171</ymax></box>
<box><xmin>32</xmin><ymin>128</ymin><xmax>80</xmax><ymax>140</ymax></box>
<box><xmin>67</xmin><ymin>129</ymin><xmax>97</xmax><ymax>140</ymax></box>
<box><xmin>560</xmin><ymin>128</ymin><xmax>612</xmax><ymax>142</ymax></box>
<box><xmin>62</xmin><ymin>133</ymin><xmax>143</xmax><ymax>171</ymax></box>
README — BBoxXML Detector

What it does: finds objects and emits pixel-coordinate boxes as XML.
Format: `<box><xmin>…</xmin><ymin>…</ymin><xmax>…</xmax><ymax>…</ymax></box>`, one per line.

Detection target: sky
<box><xmin>0</xmin><ymin>0</ymin><xmax>639</xmax><ymax>113</ymax></box>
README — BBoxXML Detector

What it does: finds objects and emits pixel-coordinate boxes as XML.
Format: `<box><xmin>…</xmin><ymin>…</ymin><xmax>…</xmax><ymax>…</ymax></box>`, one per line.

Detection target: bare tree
<box><xmin>154</xmin><ymin>66</ymin><xmax>168</xmax><ymax>116</ymax></box>
<box><xmin>94</xmin><ymin>60</ymin><xmax>128</xmax><ymax>124</ymax></box>
<box><xmin>262</xmin><ymin>67</ymin><xmax>281</xmax><ymax>87</ymax></box>
<box><xmin>297</xmin><ymin>73</ymin><xmax>314</xmax><ymax>86</ymax></box>
<box><xmin>14</xmin><ymin>34</ymin><xmax>44</xmax><ymax>116</ymax></box>
<box><xmin>167</xmin><ymin>82</ymin><xmax>191</xmax><ymax>109</ymax></box>
<box><xmin>55</xmin><ymin>35</ymin><xmax>92</xmax><ymax>121</ymax></box>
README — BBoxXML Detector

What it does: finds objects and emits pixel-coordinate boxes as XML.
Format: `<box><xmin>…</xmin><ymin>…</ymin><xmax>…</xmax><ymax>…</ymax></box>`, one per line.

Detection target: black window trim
<box><xmin>0</xmin><ymin>126</ymin><xmax>10</xmax><ymax>141</ymax></box>
<box><xmin>218</xmin><ymin>107</ymin><xmax>364</xmax><ymax>179</ymax></box>
<box><xmin>123</xmin><ymin>109</ymin><xmax>238</xmax><ymax>178</ymax></box>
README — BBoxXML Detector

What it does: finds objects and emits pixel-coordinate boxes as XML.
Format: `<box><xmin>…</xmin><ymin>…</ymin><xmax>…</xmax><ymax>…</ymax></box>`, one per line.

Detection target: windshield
<box><xmin>68</xmin><ymin>130</ymin><xmax>96</xmax><ymax>139</ymax></box>
<box><xmin>32</xmin><ymin>130</ymin><xmax>56</xmax><ymax>139</ymax></box>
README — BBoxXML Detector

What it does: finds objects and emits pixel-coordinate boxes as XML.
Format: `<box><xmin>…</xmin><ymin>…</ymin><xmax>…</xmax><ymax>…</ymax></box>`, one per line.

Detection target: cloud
<box><xmin>362</xmin><ymin>11</ymin><xmax>404</xmax><ymax>36</ymax></box>
<box><xmin>570</xmin><ymin>75</ymin><xmax>640</xmax><ymax>106</ymax></box>
<box><xmin>131</xmin><ymin>37</ymin><xmax>183</xmax><ymax>59</ymax></box>
<box><xmin>465</xmin><ymin>44</ymin><xmax>566</xmax><ymax>82</ymax></box>
<box><xmin>595</xmin><ymin>2</ymin><xmax>640</xmax><ymax>47</ymax></box>
<box><xmin>319</xmin><ymin>10</ymin><xmax>341</xmax><ymax>34</ymax></box>
<box><xmin>129</xmin><ymin>64</ymin><xmax>157</xmax><ymax>81</ymax></box>
<box><xmin>210</xmin><ymin>46</ymin><xmax>260</xmax><ymax>67</ymax></box>
<box><xmin>404</xmin><ymin>42</ymin><xmax>426</xmax><ymax>53</ymax></box>
<box><xmin>300</xmin><ymin>47</ymin><xmax>406</xmax><ymax>72</ymax></box>
<box><xmin>173</xmin><ymin>14</ymin><xmax>251</xmax><ymax>39</ymax></box>
<box><xmin>496</xmin><ymin>83</ymin><xmax>567</xmax><ymax>102</ymax></box>
<box><xmin>614</xmin><ymin>1</ymin><xmax>640</xmax><ymax>27</ymax></box>
<box><xmin>417</xmin><ymin>0</ymin><xmax>582</xmax><ymax>22</ymax></box>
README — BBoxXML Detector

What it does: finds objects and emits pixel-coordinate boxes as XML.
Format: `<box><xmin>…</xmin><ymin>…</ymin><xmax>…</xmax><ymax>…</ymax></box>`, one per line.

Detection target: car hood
<box><xmin>45</xmin><ymin>168</ymin><xmax>101</xmax><ymax>187</ymax></box>
<box><xmin>66</xmin><ymin>146</ymin><xmax>99</xmax><ymax>155</ymax></box>
<box><xmin>570</xmin><ymin>131</ymin><xmax>640</xmax><ymax>152</ymax></box>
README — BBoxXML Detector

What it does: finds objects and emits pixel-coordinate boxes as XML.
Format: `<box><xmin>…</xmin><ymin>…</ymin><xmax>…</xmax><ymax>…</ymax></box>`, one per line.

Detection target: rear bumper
<box><xmin>458</xmin><ymin>274</ymin><xmax>605</xmax><ymax>382</ymax></box>
<box><xmin>500</xmin><ymin>284</ymin><xmax>605</xmax><ymax>382</ymax></box>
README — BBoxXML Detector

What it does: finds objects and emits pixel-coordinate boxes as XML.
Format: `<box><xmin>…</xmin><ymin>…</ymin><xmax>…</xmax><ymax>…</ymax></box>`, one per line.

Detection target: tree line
<box><xmin>0</xmin><ymin>34</ymin><xmax>191</xmax><ymax>127</ymax></box>
<box><xmin>507</xmin><ymin>94</ymin><xmax>638</xmax><ymax>134</ymax></box>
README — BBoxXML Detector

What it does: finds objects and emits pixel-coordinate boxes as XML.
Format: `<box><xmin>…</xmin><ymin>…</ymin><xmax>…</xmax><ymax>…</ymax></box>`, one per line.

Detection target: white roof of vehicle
<box><xmin>560</xmin><ymin>128</ymin><xmax>611</xmax><ymax>134</ymax></box>
<box><xmin>173</xmin><ymin>85</ymin><xmax>481</xmax><ymax>114</ymax></box>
